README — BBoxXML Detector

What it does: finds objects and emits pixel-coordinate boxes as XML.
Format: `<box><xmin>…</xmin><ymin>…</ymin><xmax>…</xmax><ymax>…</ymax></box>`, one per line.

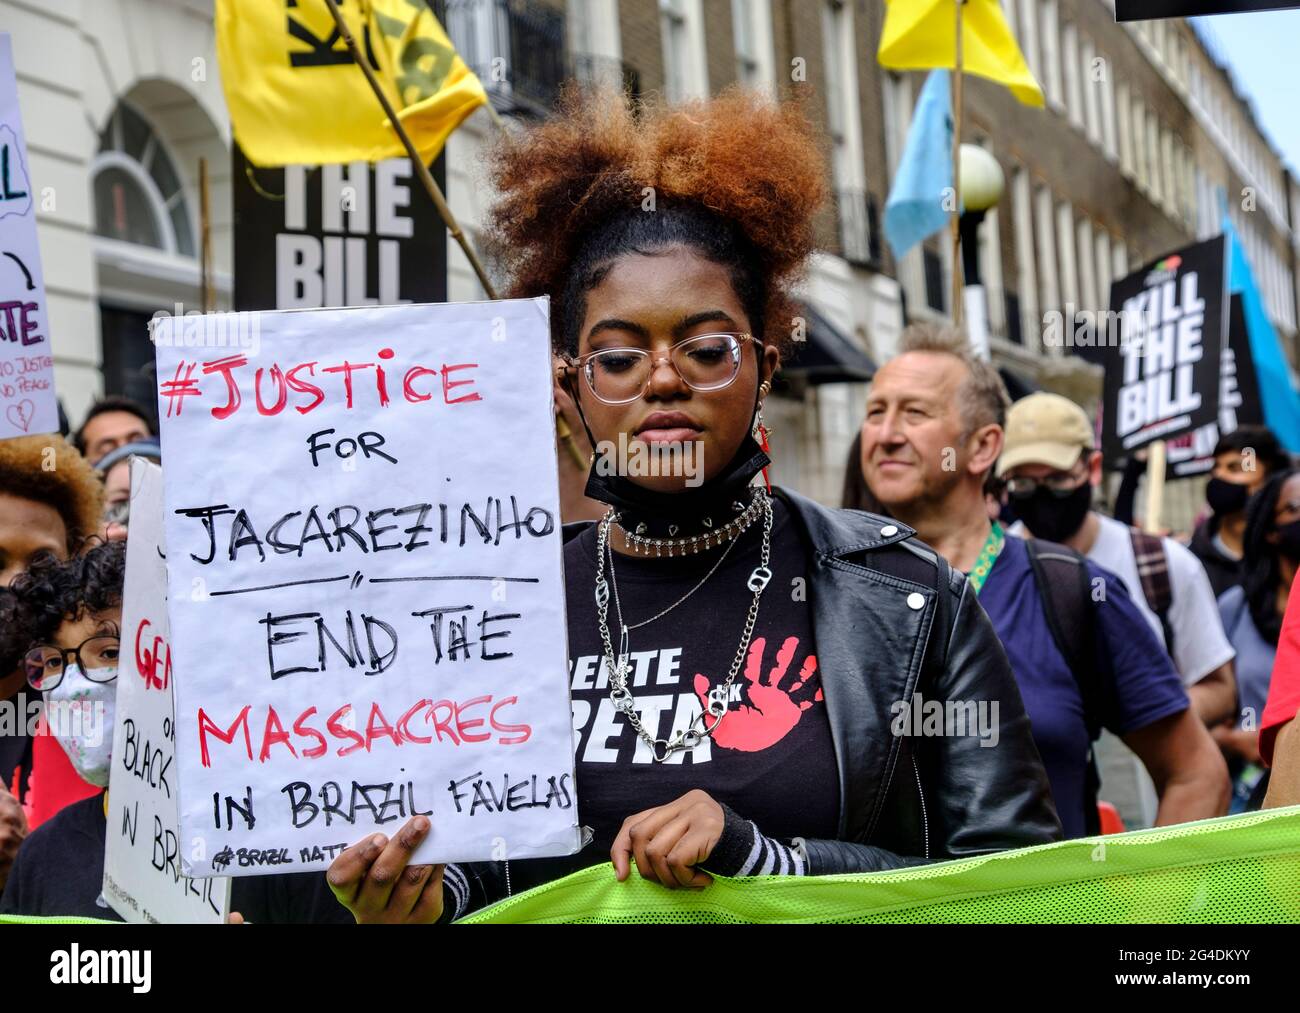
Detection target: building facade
<box><xmin>6</xmin><ymin>0</ymin><xmax>1298</xmax><ymax>509</ymax></box>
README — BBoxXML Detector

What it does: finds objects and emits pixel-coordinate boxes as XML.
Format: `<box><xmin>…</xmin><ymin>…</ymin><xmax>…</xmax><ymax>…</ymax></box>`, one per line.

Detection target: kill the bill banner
<box><xmin>1093</xmin><ymin>235</ymin><xmax>1229</xmax><ymax>466</ymax></box>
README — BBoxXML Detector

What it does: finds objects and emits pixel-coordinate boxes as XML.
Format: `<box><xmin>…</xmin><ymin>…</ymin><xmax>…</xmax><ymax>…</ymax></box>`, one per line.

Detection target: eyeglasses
<box><xmin>562</xmin><ymin>332</ymin><xmax>756</xmax><ymax>406</ymax></box>
<box><xmin>24</xmin><ymin>635</ymin><xmax>121</xmax><ymax>692</ymax></box>
<box><xmin>1005</xmin><ymin>469</ymin><xmax>1088</xmax><ymax>499</ymax></box>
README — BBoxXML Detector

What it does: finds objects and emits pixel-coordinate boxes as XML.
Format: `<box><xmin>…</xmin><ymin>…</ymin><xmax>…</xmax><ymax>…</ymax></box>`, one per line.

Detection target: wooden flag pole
<box><xmin>1144</xmin><ymin>441</ymin><xmax>1167</xmax><ymax>534</ymax></box>
<box><xmin>320</xmin><ymin>0</ymin><xmax>589</xmax><ymax>471</ymax></box>
<box><xmin>199</xmin><ymin>157</ymin><xmax>215</xmax><ymax>313</ymax></box>
<box><xmin>950</xmin><ymin>0</ymin><xmax>965</xmax><ymax>328</ymax></box>
<box><xmin>320</xmin><ymin>0</ymin><xmax>499</xmax><ymax>300</ymax></box>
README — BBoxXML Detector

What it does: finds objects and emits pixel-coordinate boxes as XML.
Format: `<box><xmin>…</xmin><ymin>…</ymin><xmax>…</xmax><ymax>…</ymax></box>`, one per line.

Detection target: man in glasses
<box><xmin>861</xmin><ymin>325</ymin><xmax>1227</xmax><ymax>838</ymax></box>
<box><xmin>1000</xmin><ymin>392</ymin><xmax>1236</xmax><ymax>828</ymax></box>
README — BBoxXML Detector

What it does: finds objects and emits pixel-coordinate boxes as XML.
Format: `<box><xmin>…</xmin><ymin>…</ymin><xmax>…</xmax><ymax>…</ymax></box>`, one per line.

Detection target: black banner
<box><xmin>232</xmin><ymin>144</ymin><xmax>447</xmax><ymax>311</ymax></box>
<box><xmin>1116</xmin><ymin>0</ymin><xmax>1300</xmax><ymax>19</ymax></box>
<box><xmin>1166</xmin><ymin>293</ymin><xmax>1266</xmax><ymax>477</ymax></box>
<box><xmin>1098</xmin><ymin>236</ymin><xmax>1228</xmax><ymax>464</ymax></box>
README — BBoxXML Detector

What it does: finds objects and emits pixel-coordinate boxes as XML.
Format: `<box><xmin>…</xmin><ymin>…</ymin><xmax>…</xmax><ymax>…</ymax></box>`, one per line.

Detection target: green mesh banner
<box><xmin>458</xmin><ymin>806</ymin><xmax>1300</xmax><ymax>924</ymax></box>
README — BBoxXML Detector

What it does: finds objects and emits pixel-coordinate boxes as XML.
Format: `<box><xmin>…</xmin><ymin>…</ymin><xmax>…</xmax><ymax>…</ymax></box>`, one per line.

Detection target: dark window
<box><xmin>99</xmin><ymin>304</ymin><xmax>160</xmax><ymax>426</ymax></box>
<box><xmin>923</xmin><ymin>248</ymin><xmax>945</xmax><ymax>312</ymax></box>
<box><xmin>1005</xmin><ymin>292</ymin><xmax>1023</xmax><ymax>345</ymax></box>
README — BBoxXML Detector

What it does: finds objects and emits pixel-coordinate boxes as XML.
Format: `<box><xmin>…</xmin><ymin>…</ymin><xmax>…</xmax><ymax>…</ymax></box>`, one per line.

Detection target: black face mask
<box><xmin>1272</xmin><ymin>519</ymin><xmax>1300</xmax><ymax>562</ymax></box>
<box><xmin>1012</xmin><ymin>483</ymin><xmax>1092</xmax><ymax>544</ymax></box>
<box><xmin>1206</xmin><ymin>477</ymin><xmax>1250</xmax><ymax>517</ymax></box>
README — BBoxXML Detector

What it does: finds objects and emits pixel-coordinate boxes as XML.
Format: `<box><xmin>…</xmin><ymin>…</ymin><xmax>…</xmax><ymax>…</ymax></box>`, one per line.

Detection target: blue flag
<box><xmin>1223</xmin><ymin>211</ymin><xmax>1300</xmax><ymax>453</ymax></box>
<box><xmin>884</xmin><ymin>70</ymin><xmax>959</xmax><ymax>260</ymax></box>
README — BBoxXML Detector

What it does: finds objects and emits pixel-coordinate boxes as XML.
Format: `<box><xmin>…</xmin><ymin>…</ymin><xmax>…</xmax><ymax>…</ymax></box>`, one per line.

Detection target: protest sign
<box><xmin>1099</xmin><ymin>236</ymin><xmax>1228</xmax><ymax>463</ymax></box>
<box><xmin>1116</xmin><ymin>0</ymin><xmax>1300</xmax><ymax>19</ymax></box>
<box><xmin>232</xmin><ymin>145</ymin><xmax>446</xmax><ymax>311</ymax></box>
<box><xmin>0</xmin><ymin>33</ymin><xmax>58</xmax><ymax>439</ymax></box>
<box><xmin>154</xmin><ymin>299</ymin><xmax>581</xmax><ymax>877</ymax></box>
<box><xmin>1166</xmin><ymin>294</ymin><xmax>1266</xmax><ymax>478</ymax></box>
<box><xmin>104</xmin><ymin>458</ymin><xmax>231</xmax><ymax>921</ymax></box>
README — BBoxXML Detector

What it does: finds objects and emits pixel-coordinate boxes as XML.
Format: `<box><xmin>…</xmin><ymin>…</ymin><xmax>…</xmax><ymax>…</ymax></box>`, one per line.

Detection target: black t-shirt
<box><xmin>0</xmin><ymin>791</ymin><xmax>121</xmax><ymax>920</ymax></box>
<box><xmin>563</xmin><ymin>495</ymin><xmax>840</xmax><ymax>860</ymax></box>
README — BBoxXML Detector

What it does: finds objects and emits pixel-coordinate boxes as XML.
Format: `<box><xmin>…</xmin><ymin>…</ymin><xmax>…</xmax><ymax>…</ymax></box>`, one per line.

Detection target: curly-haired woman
<box><xmin>323</xmin><ymin>90</ymin><xmax>1061</xmax><ymax>924</ymax></box>
<box><xmin>0</xmin><ymin>541</ymin><xmax>125</xmax><ymax>918</ymax></box>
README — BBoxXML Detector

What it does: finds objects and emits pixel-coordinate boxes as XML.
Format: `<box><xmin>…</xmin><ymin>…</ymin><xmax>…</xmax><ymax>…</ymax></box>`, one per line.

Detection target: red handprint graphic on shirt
<box><xmin>692</xmin><ymin>636</ymin><xmax>822</xmax><ymax>752</ymax></box>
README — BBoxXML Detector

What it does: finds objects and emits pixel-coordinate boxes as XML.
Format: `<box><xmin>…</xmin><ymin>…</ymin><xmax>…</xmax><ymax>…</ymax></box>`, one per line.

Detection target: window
<box><xmin>660</xmin><ymin>0</ymin><xmax>706</xmax><ymax>102</ymax></box>
<box><xmin>1011</xmin><ymin>167</ymin><xmax>1039</xmax><ymax>348</ymax></box>
<box><xmin>1063</xmin><ymin>23</ymin><xmax>1083</xmax><ymax>130</ymax></box>
<box><xmin>94</xmin><ymin>103</ymin><xmax>195</xmax><ymax>257</ymax></box>
<box><xmin>1034</xmin><ymin>184</ymin><xmax>1059</xmax><ymax>322</ymax></box>
<box><xmin>731</xmin><ymin>0</ymin><xmax>774</xmax><ymax>91</ymax></box>
<box><xmin>1018</xmin><ymin>0</ymin><xmax>1040</xmax><ymax>81</ymax></box>
<box><xmin>1056</xmin><ymin>201</ymin><xmax>1078</xmax><ymax>311</ymax></box>
<box><xmin>1117</xmin><ymin>82</ymin><xmax>1133</xmax><ymax>177</ymax></box>
<box><xmin>1076</xmin><ymin>217</ymin><xmax>1097</xmax><ymax>311</ymax></box>
<box><xmin>1132</xmin><ymin>96</ymin><xmax>1147</xmax><ymax>188</ymax></box>
<box><xmin>1111</xmin><ymin>241</ymin><xmax>1127</xmax><ymax>283</ymax></box>
<box><xmin>1094</xmin><ymin>229</ymin><xmax>1112</xmax><ymax>308</ymax></box>
<box><xmin>1039</xmin><ymin>0</ymin><xmax>1063</xmax><ymax>110</ymax></box>
<box><xmin>1100</xmin><ymin>59</ymin><xmax>1118</xmax><ymax>161</ymax></box>
<box><xmin>1147</xmin><ymin>111</ymin><xmax>1162</xmax><ymax>204</ymax></box>
<box><xmin>1081</xmin><ymin>38</ymin><xmax>1101</xmax><ymax>147</ymax></box>
<box><xmin>924</xmin><ymin>246</ymin><xmax>946</xmax><ymax>313</ymax></box>
<box><xmin>823</xmin><ymin>0</ymin><xmax>868</xmax><ymax>261</ymax></box>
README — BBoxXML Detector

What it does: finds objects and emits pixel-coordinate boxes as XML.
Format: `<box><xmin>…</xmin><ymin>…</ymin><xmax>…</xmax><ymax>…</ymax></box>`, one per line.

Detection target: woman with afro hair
<box><xmin>325</xmin><ymin>89</ymin><xmax>1061</xmax><ymax>924</ymax></box>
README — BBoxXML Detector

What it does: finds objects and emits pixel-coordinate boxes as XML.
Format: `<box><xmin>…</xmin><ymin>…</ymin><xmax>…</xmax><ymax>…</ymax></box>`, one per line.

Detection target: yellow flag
<box><xmin>216</xmin><ymin>0</ymin><xmax>488</xmax><ymax>166</ymax></box>
<box><xmin>878</xmin><ymin>0</ymin><xmax>1044</xmax><ymax>108</ymax></box>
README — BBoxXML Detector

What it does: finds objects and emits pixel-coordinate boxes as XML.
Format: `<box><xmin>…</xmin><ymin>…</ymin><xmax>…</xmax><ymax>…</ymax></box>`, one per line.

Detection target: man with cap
<box><xmin>999</xmin><ymin>393</ymin><xmax>1237</xmax><ymax>828</ymax></box>
<box><xmin>860</xmin><ymin>324</ymin><xmax>1229</xmax><ymax>837</ymax></box>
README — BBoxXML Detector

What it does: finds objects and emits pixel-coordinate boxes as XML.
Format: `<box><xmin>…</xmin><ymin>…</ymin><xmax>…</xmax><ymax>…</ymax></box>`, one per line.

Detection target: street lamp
<box><xmin>958</xmin><ymin>144</ymin><xmax>1005</xmax><ymax>359</ymax></box>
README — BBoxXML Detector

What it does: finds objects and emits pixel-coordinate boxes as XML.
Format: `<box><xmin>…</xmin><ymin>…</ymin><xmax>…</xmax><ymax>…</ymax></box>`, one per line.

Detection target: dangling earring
<box><xmin>755</xmin><ymin>380</ymin><xmax>773</xmax><ymax>491</ymax></box>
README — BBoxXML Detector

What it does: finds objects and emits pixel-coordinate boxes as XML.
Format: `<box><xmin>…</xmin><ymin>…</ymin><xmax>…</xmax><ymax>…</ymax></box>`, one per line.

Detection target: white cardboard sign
<box><xmin>0</xmin><ymin>33</ymin><xmax>58</xmax><ymax>438</ymax></box>
<box><xmin>104</xmin><ymin>458</ymin><xmax>231</xmax><ymax>921</ymax></box>
<box><xmin>153</xmin><ymin>300</ymin><xmax>580</xmax><ymax>877</ymax></box>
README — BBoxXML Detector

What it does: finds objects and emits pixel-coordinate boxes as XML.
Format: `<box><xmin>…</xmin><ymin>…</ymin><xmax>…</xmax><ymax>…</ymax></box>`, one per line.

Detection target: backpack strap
<box><xmin>1024</xmin><ymin>538</ymin><xmax>1104</xmax><ymax>836</ymax></box>
<box><xmin>1129</xmin><ymin>529</ymin><xmax>1175</xmax><ymax>654</ymax></box>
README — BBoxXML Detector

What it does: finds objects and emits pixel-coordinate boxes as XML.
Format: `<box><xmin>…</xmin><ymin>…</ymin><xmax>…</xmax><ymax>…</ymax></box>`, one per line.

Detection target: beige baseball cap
<box><xmin>997</xmin><ymin>392</ymin><xmax>1095</xmax><ymax>477</ymax></box>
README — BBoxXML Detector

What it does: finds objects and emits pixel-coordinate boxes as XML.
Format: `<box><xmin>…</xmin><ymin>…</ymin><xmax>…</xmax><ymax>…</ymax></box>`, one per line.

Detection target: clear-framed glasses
<box><xmin>563</xmin><ymin>332</ymin><xmax>756</xmax><ymax>406</ymax></box>
<box><xmin>24</xmin><ymin>635</ymin><xmax>121</xmax><ymax>692</ymax></box>
<box><xmin>1005</xmin><ymin>468</ymin><xmax>1088</xmax><ymax>499</ymax></box>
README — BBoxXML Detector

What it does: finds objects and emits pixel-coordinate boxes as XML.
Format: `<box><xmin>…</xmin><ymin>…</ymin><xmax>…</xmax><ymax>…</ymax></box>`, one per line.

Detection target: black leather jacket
<box><xmin>434</xmin><ymin>488</ymin><xmax>1062</xmax><ymax>917</ymax></box>
<box><xmin>766</xmin><ymin>487</ymin><xmax>1062</xmax><ymax>873</ymax></box>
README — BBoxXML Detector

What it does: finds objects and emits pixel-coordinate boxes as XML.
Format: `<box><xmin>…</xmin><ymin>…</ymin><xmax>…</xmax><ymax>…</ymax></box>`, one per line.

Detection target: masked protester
<box><xmin>0</xmin><ymin>542</ymin><xmax>124</xmax><ymax>919</ymax></box>
<box><xmin>1262</xmin><ymin>592</ymin><xmax>1300</xmax><ymax>808</ymax></box>
<box><xmin>858</xmin><ymin>324</ymin><xmax>1228</xmax><ymax>838</ymax></box>
<box><xmin>999</xmin><ymin>394</ymin><xmax>1237</xmax><ymax>828</ymax></box>
<box><xmin>1213</xmin><ymin>470</ymin><xmax>1300</xmax><ymax>809</ymax></box>
<box><xmin>1189</xmin><ymin>427</ymin><xmax>1291</xmax><ymax>598</ymax></box>
<box><xmin>317</xmin><ymin>90</ymin><xmax>1061</xmax><ymax>925</ymax></box>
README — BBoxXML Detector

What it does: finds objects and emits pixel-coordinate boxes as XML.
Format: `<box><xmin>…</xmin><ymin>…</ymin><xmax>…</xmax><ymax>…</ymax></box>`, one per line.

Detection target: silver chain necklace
<box><xmin>593</xmin><ymin>489</ymin><xmax>774</xmax><ymax>763</ymax></box>
<box><xmin>607</xmin><ymin>503</ymin><xmax>749</xmax><ymax>633</ymax></box>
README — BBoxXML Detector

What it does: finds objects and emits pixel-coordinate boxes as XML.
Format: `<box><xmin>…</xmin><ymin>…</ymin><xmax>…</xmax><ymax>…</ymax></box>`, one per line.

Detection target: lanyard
<box><xmin>966</xmin><ymin>521</ymin><xmax>1005</xmax><ymax>596</ymax></box>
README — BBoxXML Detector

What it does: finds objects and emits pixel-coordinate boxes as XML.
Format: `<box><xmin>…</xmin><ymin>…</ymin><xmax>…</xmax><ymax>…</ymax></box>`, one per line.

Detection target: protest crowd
<box><xmin>0</xmin><ymin>0</ymin><xmax>1297</xmax><ymax>936</ymax></box>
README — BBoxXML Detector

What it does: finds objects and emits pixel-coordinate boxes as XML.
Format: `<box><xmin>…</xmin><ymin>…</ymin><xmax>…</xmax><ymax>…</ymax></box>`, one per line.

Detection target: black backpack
<box><xmin>1023</xmin><ymin>538</ymin><xmax>1109</xmax><ymax>836</ymax></box>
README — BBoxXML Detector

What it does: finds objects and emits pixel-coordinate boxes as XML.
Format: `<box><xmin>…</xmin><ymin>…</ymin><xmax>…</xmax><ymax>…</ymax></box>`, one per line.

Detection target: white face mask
<box><xmin>45</xmin><ymin>663</ymin><xmax>116</xmax><ymax>788</ymax></box>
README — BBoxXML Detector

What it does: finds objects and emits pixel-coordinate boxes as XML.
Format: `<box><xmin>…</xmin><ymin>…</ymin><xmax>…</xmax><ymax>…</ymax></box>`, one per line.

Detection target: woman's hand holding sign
<box><xmin>327</xmin><ymin>816</ymin><xmax>446</xmax><ymax>924</ymax></box>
